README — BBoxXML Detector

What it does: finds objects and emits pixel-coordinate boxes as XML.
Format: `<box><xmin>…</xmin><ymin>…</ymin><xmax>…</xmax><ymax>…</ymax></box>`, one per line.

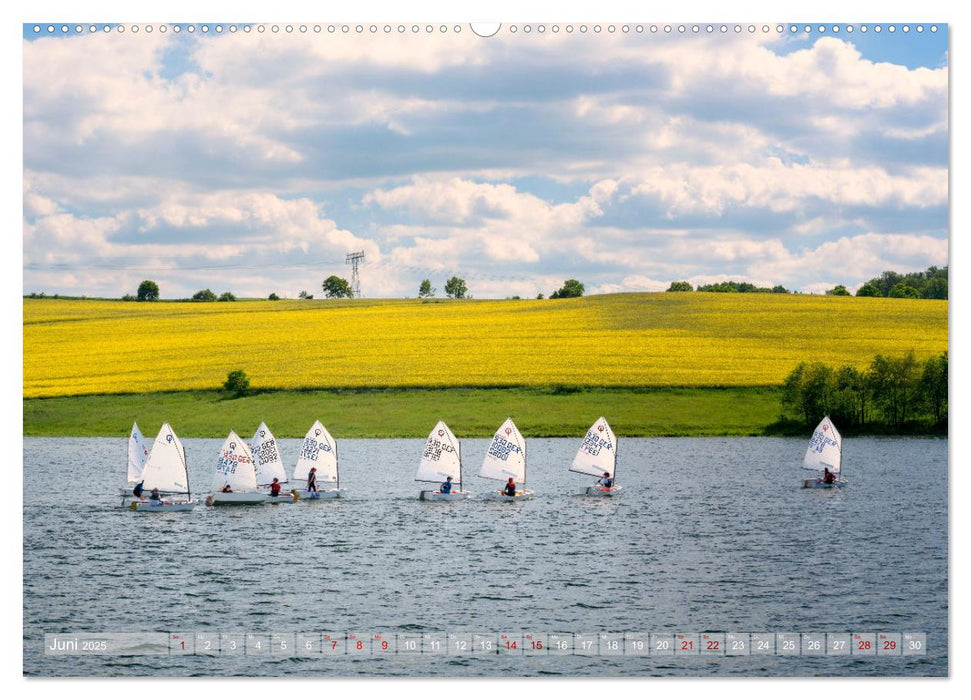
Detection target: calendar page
<box><xmin>20</xmin><ymin>5</ymin><xmax>950</xmax><ymax>682</ymax></box>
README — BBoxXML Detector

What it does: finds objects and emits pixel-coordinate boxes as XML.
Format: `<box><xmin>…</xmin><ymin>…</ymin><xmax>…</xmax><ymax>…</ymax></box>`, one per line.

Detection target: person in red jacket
<box><xmin>503</xmin><ymin>477</ymin><xmax>517</xmax><ymax>497</ymax></box>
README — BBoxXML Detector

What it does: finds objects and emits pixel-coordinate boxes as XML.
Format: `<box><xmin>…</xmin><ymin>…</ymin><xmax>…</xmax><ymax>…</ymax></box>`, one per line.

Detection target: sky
<box><xmin>22</xmin><ymin>21</ymin><xmax>948</xmax><ymax>299</ymax></box>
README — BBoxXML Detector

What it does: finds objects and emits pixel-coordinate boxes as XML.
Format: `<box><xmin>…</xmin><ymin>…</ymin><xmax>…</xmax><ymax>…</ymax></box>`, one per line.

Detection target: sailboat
<box><xmin>120</xmin><ymin>421</ymin><xmax>151</xmax><ymax>502</ymax></box>
<box><xmin>127</xmin><ymin>421</ymin><xmax>149</xmax><ymax>485</ymax></box>
<box><xmin>571</xmin><ymin>416</ymin><xmax>623</xmax><ymax>496</ymax></box>
<box><xmin>479</xmin><ymin>417</ymin><xmax>533</xmax><ymax>501</ymax></box>
<box><xmin>206</xmin><ymin>431</ymin><xmax>268</xmax><ymax>505</ymax></box>
<box><xmin>293</xmin><ymin>420</ymin><xmax>345</xmax><ymax>500</ymax></box>
<box><xmin>801</xmin><ymin>416</ymin><xmax>847</xmax><ymax>489</ymax></box>
<box><xmin>129</xmin><ymin>423</ymin><xmax>197</xmax><ymax>512</ymax></box>
<box><xmin>251</xmin><ymin>422</ymin><xmax>297</xmax><ymax>503</ymax></box>
<box><xmin>417</xmin><ymin>420</ymin><xmax>471</xmax><ymax>501</ymax></box>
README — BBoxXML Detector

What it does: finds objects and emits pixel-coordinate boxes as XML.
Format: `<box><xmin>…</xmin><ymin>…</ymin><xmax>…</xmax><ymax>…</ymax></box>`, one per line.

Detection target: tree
<box><xmin>888</xmin><ymin>283</ymin><xmax>920</xmax><ymax>299</ymax></box>
<box><xmin>298</xmin><ymin>290</ymin><xmax>314</xmax><ymax>300</ymax></box>
<box><xmin>268</xmin><ymin>292</ymin><xmax>280</xmax><ymax>300</ymax></box>
<box><xmin>826</xmin><ymin>285</ymin><xmax>851</xmax><ymax>296</ymax></box>
<box><xmin>218</xmin><ymin>291</ymin><xmax>236</xmax><ymax>302</ymax></box>
<box><xmin>191</xmin><ymin>289</ymin><xmax>218</xmax><ymax>302</ymax></box>
<box><xmin>831</xmin><ymin>365</ymin><xmax>869</xmax><ymax>427</ymax></box>
<box><xmin>536</xmin><ymin>293</ymin><xmax>544</xmax><ymax>299</ymax></box>
<box><xmin>876</xmin><ymin>271</ymin><xmax>904</xmax><ymax>297</ymax></box>
<box><xmin>322</xmin><ymin>275</ymin><xmax>354</xmax><ymax>299</ymax></box>
<box><xmin>136</xmin><ymin>280</ymin><xmax>159</xmax><ymax>302</ymax></box>
<box><xmin>121</xmin><ymin>294</ymin><xmax>135</xmax><ymax>301</ymax></box>
<box><xmin>667</xmin><ymin>281</ymin><xmax>693</xmax><ymax>292</ymax></box>
<box><xmin>771</xmin><ymin>285</ymin><xmax>789</xmax><ymax>294</ymax></box>
<box><xmin>856</xmin><ymin>283</ymin><xmax>881</xmax><ymax>297</ymax></box>
<box><xmin>444</xmin><ymin>276</ymin><xmax>468</xmax><ymax>299</ymax></box>
<box><xmin>869</xmin><ymin>352</ymin><xmax>919</xmax><ymax>428</ymax></box>
<box><xmin>223</xmin><ymin>369</ymin><xmax>251</xmax><ymax>396</ymax></box>
<box><xmin>923</xmin><ymin>277</ymin><xmax>948</xmax><ymax>299</ymax></box>
<box><xmin>418</xmin><ymin>279</ymin><xmax>436</xmax><ymax>298</ymax></box>
<box><xmin>781</xmin><ymin>361</ymin><xmax>835</xmax><ymax>425</ymax></box>
<box><xmin>551</xmin><ymin>279</ymin><xmax>584</xmax><ymax>299</ymax></box>
<box><xmin>920</xmin><ymin>352</ymin><xmax>948</xmax><ymax>426</ymax></box>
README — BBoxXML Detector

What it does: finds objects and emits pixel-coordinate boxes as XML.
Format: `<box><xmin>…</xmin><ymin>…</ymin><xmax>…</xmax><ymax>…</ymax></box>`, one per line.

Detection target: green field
<box><xmin>22</xmin><ymin>387</ymin><xmax>783</xmax><ymax>438</ymax></box>
<box><xmin>22</xmin><ymin>293</ymin><xmax>947</xmax><ymax>436</ymax></box>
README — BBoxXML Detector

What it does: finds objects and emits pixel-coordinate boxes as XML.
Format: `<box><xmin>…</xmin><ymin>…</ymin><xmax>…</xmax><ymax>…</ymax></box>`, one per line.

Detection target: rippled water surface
<box><xmin>23</xmin><ymin>437</ymin><xmax>947</xmax><ymax>677</ymax></box>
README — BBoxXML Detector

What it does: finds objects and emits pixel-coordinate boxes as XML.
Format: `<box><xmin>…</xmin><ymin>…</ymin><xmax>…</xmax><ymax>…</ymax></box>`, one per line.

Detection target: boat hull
<box><xmin>130</xmin><ymin>500</ymin><xmax>197</xmax><ymax>512</ymax></box>
<box><xmin>297</xmin><ymin>488</ymin><xmax>345</xmax><ymax>500</ymax></box>
<box><xmin>419</xmin><ymin>490</ymin><xmax>472</xmax><ymax>501</ymax></box>
<box><xmin>481</xmin><ymin>490</ymin><xmax>534</xmax><ymax>502</ymax></box>
<box><xmin>206</xmin><ymin>492</ymin><xmax>268</xmax><ymax>505</ymax></box>
<box><xmin>802</xmin><ymin>478</ymin><xmax>847</xmax><ymax>489</ymax></box>
<box><xmin>262</xmin><ymin>489</ymin><xmax>298</xmax><ymax>503</ymax></box>
<box><xmin>583</xmin><ymin>485</ymin><xmax>623</xmax><ymax>497</ymax></box>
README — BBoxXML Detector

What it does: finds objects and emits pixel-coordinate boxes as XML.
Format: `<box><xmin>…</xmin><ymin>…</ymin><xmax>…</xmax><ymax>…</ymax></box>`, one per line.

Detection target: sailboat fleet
<box><xmin>125</xmin><ymin>413</ymin><xmax>848</xmax><ymax>511</ymax></box>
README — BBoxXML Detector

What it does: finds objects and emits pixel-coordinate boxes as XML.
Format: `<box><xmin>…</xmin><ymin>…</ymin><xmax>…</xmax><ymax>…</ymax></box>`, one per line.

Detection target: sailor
<box><xmin>132</xmin><ymin>479</ymin><xmax>146</xmax><ymax>501</ymax></box>
<box><xmin>221</xmin><ymin>484</ymin><xmax>233</xmax><ymax>493</ymax></box>
<box><xmin>270</xmin><ymin>477</ymin><xmax>282</xmax><ymax>497</ymax></box>
<box><xmin>149</xmin><ymin>487</ymin><xmax>165</xmax><ymax>505</ymax></box>
<box><xmin>307</xmin><ymin>467</ymin><xmax>318</xmax><ymax>492</ymax></box>
<box><xmin>822</xmin><ymin>467</ymin><xmax>836</xmax><ymax>484</ymax></box>
<box><xmin>503</xmin><ymin>477</ymin><xmax>517</xmax><ymax>497</ymax></box>
<box><xmin>440</xmin><ymin>476</ymin><xmax>453</xmax><ymax>495</ymax></box>
<box><xmin>596</xmin><ymin>471</ymin><xmax>614</xmax><ymax>489</ymax></box>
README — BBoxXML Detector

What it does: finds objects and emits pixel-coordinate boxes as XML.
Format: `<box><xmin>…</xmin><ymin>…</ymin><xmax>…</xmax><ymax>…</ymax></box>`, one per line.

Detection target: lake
<box><xmin>22</xmin><ymin>436</ymin><xmax>947</xmax><ymax>676</ymax></box>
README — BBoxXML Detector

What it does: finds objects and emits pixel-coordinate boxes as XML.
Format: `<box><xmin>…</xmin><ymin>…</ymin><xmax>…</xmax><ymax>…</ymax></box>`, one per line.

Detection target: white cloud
<box><xmin>21</xmin><ymin>29</ymin><xmax>948</xmax><ymax>298</ymax></box>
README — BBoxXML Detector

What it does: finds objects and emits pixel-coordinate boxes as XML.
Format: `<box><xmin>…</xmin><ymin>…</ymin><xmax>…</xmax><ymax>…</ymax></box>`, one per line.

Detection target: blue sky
<box><xmin>22</xmin><ymin>21</ymin><xmax>948</xmax><ymax>299</ymax></box>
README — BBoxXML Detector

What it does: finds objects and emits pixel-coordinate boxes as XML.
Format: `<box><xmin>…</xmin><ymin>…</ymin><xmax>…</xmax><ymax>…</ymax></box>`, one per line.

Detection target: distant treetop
<box><xmin>550</xmin><ymin>279</ymin><xmax>584</xmax><ymax>298</ymax></box>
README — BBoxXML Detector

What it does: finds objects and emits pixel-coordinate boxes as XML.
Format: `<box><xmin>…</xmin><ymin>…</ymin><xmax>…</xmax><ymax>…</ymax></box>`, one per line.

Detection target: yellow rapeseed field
<box><xmin>22</xmin><ymin>293</ymin><xmax>948</xmax><ymax>398</ymax></box>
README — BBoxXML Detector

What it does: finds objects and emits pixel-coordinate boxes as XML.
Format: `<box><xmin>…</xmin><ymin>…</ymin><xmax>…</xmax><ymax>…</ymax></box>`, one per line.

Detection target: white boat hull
<box><xmin>583</xmin><ymin>485</ymin><xmax>623</xmax><ymax>497</ymax></box>
<box><xmin>205</xmin><ymin>492</ymin><xmax>268</xmax><ymax>506</ymax></box>
<box><xmin>130</xmin><ymin>500</ymin><xmax>197</xmax><ymax>512</ymax></box>
<box><xmin>261</xmin><ymin>489</ymin><xmax>298</xmax><ymax>503</ymax></box>
<box><xmin>481</xmin><ymin>490</ymin><xmax>534</xmax><ymax>502</ymax></box>
<box><xmin>297</xmin><ymin>488</ymin><xmax>345</xmax><ymax>500</ymax></box>
<box><xmin>802</xmin><ymin>478</ymin><xmax>848</xmax><ymax>489</ymax></box>
<box><xmin>419</xmin><ymin>490</ymin><xmax>472</xmax><ymax>501</ymax></box>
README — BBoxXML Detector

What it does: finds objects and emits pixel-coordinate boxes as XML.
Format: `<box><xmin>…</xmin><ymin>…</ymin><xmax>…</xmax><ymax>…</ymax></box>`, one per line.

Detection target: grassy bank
<box><xmin>23</xmin><ymin>386</ymin><xmax>782</xmax><ymax>438</ymax></box>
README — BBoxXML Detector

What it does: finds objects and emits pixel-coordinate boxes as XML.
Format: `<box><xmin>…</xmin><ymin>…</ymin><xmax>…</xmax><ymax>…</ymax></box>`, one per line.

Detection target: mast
<box><xmin>522</xmin><ymin>420</ymin><xmax>527</xmax><ymax>489</ymax></box>
<box><xmin>184</xmin><ymin>444</ymin><xmax>191</xmax><ymax>500</ymax></box>
<box><xmin>614</xmin><ymin>424</ymin><xmax>619</xmax><ymax>484</ymax></box>
<box><xmin>457</xmin><ymin>426</ymin><xmax>463</xmax><ymax>492</ymax></box>
<box><xmin>335</xmin><ymin>436</ymin><xmax>340</xmax><ymax>490</ymax></box>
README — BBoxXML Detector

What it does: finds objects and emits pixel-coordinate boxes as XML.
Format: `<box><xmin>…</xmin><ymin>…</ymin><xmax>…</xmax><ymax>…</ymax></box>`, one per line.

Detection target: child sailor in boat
<box><xmin>307</xmin><ymin>467</ymin><xmax>319</xmax><ymax>493</ymax></box>
<box><xmin>269</xmin><ymin>477</ymin><xmax>283</xmax><ymax>497</ymax></box>
<box><xmin>439</xmin><ymin>476</ymin><xmax>453</xmax><ymax>495</ymax></box>
<box><xmin>149</xmin><ymin>488</ymin><xmax>166</xmax><ymax>505</ymax></box>
<box><xmin>133</xmin><ymin>480</ymin><xmax>146</xmax><ymax>501</ymax></box>
<box><xmin>596</xmin><ymin>472</ymin><xmax>614</xmax><ymax>490</ymax></box>
<box><xmin>822</xmin><ymin>467</ymin><xmax>836</xmax><ymax>484</ymax></box>
<box><xmin>503</xmin><ymin>478</ymin><xmax>517</xmax><ymax>497</ymax></box>
<box><xmin>221</xmin><ymin>484</ymin><xmax>233</xmax><ymax>493</ymax></box>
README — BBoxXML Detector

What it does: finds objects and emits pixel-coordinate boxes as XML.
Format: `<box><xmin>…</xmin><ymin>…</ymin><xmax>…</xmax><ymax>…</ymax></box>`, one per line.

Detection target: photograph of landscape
<box><xmin>22</xmin><ymin>20</ymin><xmax>948</xmax><ymax>678</ymax></box>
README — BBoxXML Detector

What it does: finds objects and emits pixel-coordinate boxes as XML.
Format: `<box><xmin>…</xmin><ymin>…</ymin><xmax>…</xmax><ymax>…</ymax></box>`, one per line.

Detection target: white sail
<box><xmin>140</xmin><ymin>423</ymin><xmax>189</xmax><ymax>494</ymax></box>
<box><xmin>211</xmin><ymin>431</ymin><xmax>259</xmax><ymax>493</ymax></box>
<box><xmin>293</xmin><ymin>420</ymin><xmax>339</xmax><ymax>484</ymax></box>
<box><xmin>416</xmin><ymin>421</ymin><xmax>462</xmax><ymax>484</ymax></box>
<box><xmin>251</xmin><ymin>422</ymin><xmax>288</xmax><ymax>486</ymax></box>
<box><xmin>803</xmin><ymin>416</ymin><xmax>842</xmax><ymax>473</ymax></box>
<box><xmin>127</xmin><ymin>421</ymin><xmax>150</xmax><ymax>483</ymax></box>
<box><xmin>570</xmin><ymin>416</ymin><xmax>617</xmax><ymax>478</ymax></box>
<box><xmin>480</xmin><ymin>418</ymin><xmax>526</xmax><ymax>483</ymax></box>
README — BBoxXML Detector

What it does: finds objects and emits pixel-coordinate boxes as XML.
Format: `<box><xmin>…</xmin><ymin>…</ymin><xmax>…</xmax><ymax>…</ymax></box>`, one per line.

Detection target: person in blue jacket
<box><xmin>440</xmin><ymin>476</ymin><xmax>453</xmax><ymax>494</ymax></box>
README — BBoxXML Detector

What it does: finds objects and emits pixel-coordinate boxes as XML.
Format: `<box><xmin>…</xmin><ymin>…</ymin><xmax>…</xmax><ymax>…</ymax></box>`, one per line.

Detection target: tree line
<box><xmin>666</xmin><ymin>266</ymin><xmax>947</xmax><ymax>299</ymax></box>
<box><xmin>781</xmin><ymin>351</ymin><xmax>947</xmax><ymax>432</ymax></box>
